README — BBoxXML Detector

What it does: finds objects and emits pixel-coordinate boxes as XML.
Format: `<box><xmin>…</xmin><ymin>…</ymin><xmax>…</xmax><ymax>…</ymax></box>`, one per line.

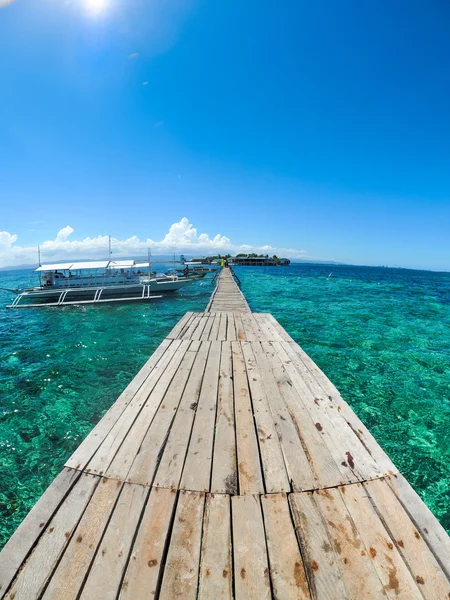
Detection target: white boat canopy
<box><xmin>134</xmin><ymin>262</ymin><xmax>150</xmax><ymax>269</ymax></box>
<box><xmin>71</xmin><ymin>261</ymin><xmax>110</xmax><ymax>270</ymax></box>
<box><xmin>35</xmin><ymin>262</ymin><xmax>74</xmax><ymax>272</ymax></box>
<box><xmin>109</xmin><ymin>260</ymin><xmax>135</xmax><ymax>269</ymax></box>
<box><xmin>35</xmin><ymin>260</ymin><xmax>133</xmax><ymax>272</ymax></box>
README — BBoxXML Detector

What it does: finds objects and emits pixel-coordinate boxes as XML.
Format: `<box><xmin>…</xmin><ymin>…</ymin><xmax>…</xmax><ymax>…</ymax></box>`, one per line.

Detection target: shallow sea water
<box><xmin>0</xmin><ymin>264</ymin><xmax>449</xmax><ymax>548</ymax></box>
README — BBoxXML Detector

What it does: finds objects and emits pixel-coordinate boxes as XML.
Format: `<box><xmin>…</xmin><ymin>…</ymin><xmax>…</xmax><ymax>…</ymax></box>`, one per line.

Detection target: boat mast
<box><xmin>108</xmin><ymin>235</ymin><xmax>112</xmax><ymax>262</ymax></box>
<box><xmin>148</xmin><ymin>248</ymin><xmax>152</xmax><ymax>279</ymax></box>
<box><xmin>37</xmin><ymin>245</ymin><xmax>42</xmax><ymax>285</ymax></box>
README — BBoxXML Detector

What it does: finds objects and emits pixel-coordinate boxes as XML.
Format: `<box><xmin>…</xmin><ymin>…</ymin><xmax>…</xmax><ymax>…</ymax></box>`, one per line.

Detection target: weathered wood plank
<box><xmin>0</xmin><ymin>468</ymin><xmax>81</xmax><ymax>596</ymax></box>
<box><xmin>182</xmin><ymin>315</ymin><xmax>203</xmax><ymax>340</ymax></box>
<box><xmin>232</xmin><ymin>494</ymin><xmax>271</xmax><ymax>600</ymax></box>
<box><xmin>261</xmin><ymin>342</ymin><xmax>345</xmax><ymax>489</ymax></box>
<box><xmin>119</xmin><ymin>487</ymin><xmax>177</xmax><ymax>600</ymax></box>
<box><xmin>80</xmin><ymin>483</ymin><xmax>149</xmax><ymax>599</ymax></box>
<box><xmin>154</xmin><ymin>342</ymin><xmax>210</xmax><ymax>489</ymax></box>
<box><xmin>226</xmin><ymin>311</ymin><xmax>236</xmax><ymax>340</ymax></box>
<box><xmin>241</xmin><ymin>342</ymin><xmax>290</xmax><ymax>493</ymax></box>
<box><xmin>120</xmin><ymin>345</ymin><xmax>197</xmax><ymax>485</ymax></box>
<box><xmin>198</xmin><ymin>494</ymin><xmax>233</xmax><ymax>599</ymax></box>
<box><xmin>251</xmin><ymin>341</ymin><xmax>317</xmax><ymax>491</ymax></box>
<box><xmin>85</xmin><ymin>340</ymin><xmax>189</xmax><ymax>478</ymax></box>
<box><xmin>211</xmin><ymin>342</ymin><xmax>238</xmax><ymax>494</ymax></box>
<box><xmin>209</xmin><ymin>313</ymin><xmax>221</xmax><ymax>341</ymax></box>
<box><xmin>200</xmin><ymin>314</ymin><xmax>215</xmax><ymax>340</ymax></box>
<box><xmin>339</xmin><ymin>483</ymin><xmax>423</xmax><ymax>599</ymax></box>
<box><xmin>241</xmin><ymin>313</ymin><xmax>264</xmax><ymax>342</ymax></box>
<box><xmin>261</xmin><ymin>493</ymin><xmax>310</xmax><ymax>599</ymax></box>
<box><xmin>364</xmin><ymin>478</ymin><xmax>450</xmax><ymax>599</ymax></box>
<box><xmin>3</xmin><ymin>473</ymin><xmax>98</xmax><ymax>600</ymax></box>
<box><xmin>272</xmin><ymin>341</ymin><xmax>379</xmax><ymax>483</ymax></box>
<box><xmin>234</xmin><ymin>312</ymin><xmax>247</xmax><ymax>341</ymax></box>
<box><xmin>254</xmin><ymin>313</ymin><xmax>279</xmax><ymax>342</ymax></box>
<box><xmin>217</xmin><ymin>313</ymin><xmax>228</xmax><ymax>341</ymax></box>
<box><xmin>313</xmin><ymin>487</ymin><xmax>388</xmax><ymax>599</ymax></box>
<box><xmin>65</xmin><ymin>338</ymin><xmax>176</xmax><ymax>471</ymax></box>
<box><xmin>290</xmin><ymin>490</ymin><xmax>348</xmax><ymax>600</ymax></box>
<box><xmin>386</xmin><ymin>472</ymin><xmax>450</xmax><ymax>578</ymax></box>
<box><xmin>181</xmin><ymin>342</ymin><xmax>221</xmax><ymax>491</ymax></box>
<box><xmin>266</xmin><ymin>313</ymin><xmax>294</xmax><ymax>341</ymax></box>
<box><xmin>232</xmin><ymin>341</ymin><xmax>265</xmax><ymax>494</ymax></box>
<box><xmin>167</xmin><ymin>312</ymin><xmax>195</xmax><ymax>339</ymax></box>
<box><xmin>159</xmin><ymin>490</ymin><xmax>205</xmax><ymax>600</ymax></box>
<box><xmin>42</xmin><ymin>477</ymin><xmax>122</xmax><ymax>600</ymax></box>
<box><xmin>285</xmin><ymin>340</ymin><xmax>396</xmax><ymax>475</ymax></box>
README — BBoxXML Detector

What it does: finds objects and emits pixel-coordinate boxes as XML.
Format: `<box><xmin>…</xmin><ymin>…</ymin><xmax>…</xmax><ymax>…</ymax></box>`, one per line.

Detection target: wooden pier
<box><xmin>1</xmin><ymin>268</ymin><xmax>449</xmax><ymax>599</ymax></box>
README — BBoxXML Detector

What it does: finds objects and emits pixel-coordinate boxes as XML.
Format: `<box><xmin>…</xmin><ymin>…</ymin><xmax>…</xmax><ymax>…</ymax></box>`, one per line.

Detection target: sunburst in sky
<box><xmin>83</xmin><ymin>0</ymin><xmax>108</xmax><ymax>17</ymax></box>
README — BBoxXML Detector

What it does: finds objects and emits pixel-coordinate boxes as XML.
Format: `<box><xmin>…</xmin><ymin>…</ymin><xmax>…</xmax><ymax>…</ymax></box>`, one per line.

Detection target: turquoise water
<box><xmin>0</xmin><ymin>264</ymin><xmax>449</xmax><ymax>548</ymax></box>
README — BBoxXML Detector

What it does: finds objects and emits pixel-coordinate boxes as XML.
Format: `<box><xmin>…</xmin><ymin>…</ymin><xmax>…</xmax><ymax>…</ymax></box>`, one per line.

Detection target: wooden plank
<box><xmin>282</xmin><ymin>341</ymin><xmax>397</xmax><ymax>476</ymax></box>
<box><xmin>181</xmin><ymin>342</ymin><xmax>222</xmax><ymax>491</ymax></box>
<box><xmin>232</xmin><ymin>341</ymin><xmax>265</xmax><ymax>494</ymax></box>
<box><xmin>261</xmin><ymin>493</ymin><xmax>310</xmax><ymax>599</ymax></box>
<box><xmin>217</xmin><ymin>313</ymin><xmax>227</xmax><ymax>341</ymax></box>
<box><xmin>364</xmin><ymin>478</ymin><xmax>450</xmax><ymax>599</ymax></box>
<box><xmin>226</xmin><ymin>311</ymin><xmax>236</xmax><ymax>340</ymax></box>
<box><xmin>200</xmin><ymin>315</ymin><xmax>215</xmax><ymax>340</ymax></box>
<box><xmin>253</xmin><ymin>314</ymin><xmax>277</xmax><ymax>342</ymax></box>
<box><xmin>42</xmin><ymin>477</ymin><xmax>122</xmax><ymax>600</ymax></box>
<box><xmin>313</xmin><ymin>487</ymin><xmax>389</xmax><ymax>599</ymax></box>
<box><xmin>266</xmin><ymin>313</ymin><xmax>294</xmax><ymax>341</ymax></box>
<box><xmin>241</xmin><ymin>342</ymin><xmax>290</xmax><ymax>493</ymax></box>
<box><xmin>239</xmin><ymin>312</ymin><xmax>257</xmax><ymax>341</ymax></box>
<box><xmin>234</xmin><ymin>312</ymin><xmax>247</xmax><ymax>341</ymax></box>
<box><xmin>3</xmin><ymin>473</ymin><xmax>98</xmax><ymax>600</ymax></box>
<box><xmin>261</xmin><ymin>342</ymin><xmax>345</xmax><ymax>489</ymax></box>
<box><xmin>80</xmin><ymin>483</ymin><xmax>148</xmax><ymax>599</ymax></box>
<box><xmin>167</xmin><ymin>312</ymin><xmax>194</xmax><ymax>339</ymax></box>
<box><xmin>232</xmin><ymin>494</ymin><xmax>271</xmax><ymax>600</ymax></box>
<box><xmin>119</xmin><ymin>487</ymin><xmax>177</xmax><ymax>600</ymax></box>
<box><xmin>182</xmin><ymin>315</ymin><xmax>203</xmax><ymax>340</ymax></box>
<box><xmin>118</xmin><ymin>345</ymin><xmax>197</xmax><ymax>485</ymax></box>
<box><xmin>198</xmin><ymin>494</ymin><xmax>233</xmax><ymax>599</ymax></box>
<box><xmin>0</xmin><ymin>468</ymin><xmax>80</xmax><ymax>596</ymax></box>
<box><xmin>289</xmin><ymin>491</ymin><xmax>348</xmax><ymax>600</ymax></box>
<box><xmin>159</xmin><ymin>490</ymin><xmax>205</xmax><ymax>600</ymax></box>
<box><xmin>386</xmin><ymin>472</ymin><xmax>450</xmax><ymax>578</ymax></box>
<box><xmin>192</xmin><ymin>315</ymin><xmax>210</xmax><ymax>341</ymax></box>
<box><xmin>211</xmin><ymin>343</ymin><xmax>238</xmax><ymax>494</ymax></box>
<box><xmin>154</xmin><ymin>342</ymin><xmax>210</xmax><ymax>489</ymax></box>
<box><xmin>209</xmin><ymin>313</ymin><xmax>221</xmax><ymax>341</ymax></box>
<box><xmin>65</xmin><ymin>338</ymin><xmax>176</xmax><ymax>471</ymax></box>
<box><xmin>272</xmin><ymin>341</ymin><xmax>378</xmax><ymax>483</ymax></box>
<box><xmin>251</xmin><ymin>341</ymin><xmax>317</xmax><ymax>491</ymax></box>
<box><xmin>241</xmin><ymin>313</ymin><xmax>265</xmax><ymax>342</ymax></box>
<box><xmin>257</xmin><ymin>314</ymin><xmax>288</xmax><ymax>342</ymax></box>
<box><xmin>87</xmin><ymin>340</ymin><xmax>189</xmax><ymax>478</ymax></box>
<box><xmin>339</xmin><ymin>483</ymin><xmax>423</xmax><ymax>599</ymax></box>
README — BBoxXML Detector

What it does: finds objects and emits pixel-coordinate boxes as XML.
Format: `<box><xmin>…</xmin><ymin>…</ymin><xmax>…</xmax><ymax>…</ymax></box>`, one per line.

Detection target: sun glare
<box><xmin>83</xmin><ymin>0</ymin><xmax>108</xmax><ymax>17</ymax></box>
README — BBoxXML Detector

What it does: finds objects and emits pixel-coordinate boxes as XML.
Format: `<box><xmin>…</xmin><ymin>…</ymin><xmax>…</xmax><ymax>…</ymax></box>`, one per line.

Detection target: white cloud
<box><xmin>55</xmin><ymin>225</ymin><xmax>74</xmax><ymax>242</ymax></box>
<box><xmin>0</xmin><ymin>231</ymin><xmax>18</xmax><ymax>249</ymax></box>
<box><xmin>0</xmin><ymin>217</ymin><xmax>315</xmax><ymax>268</ymax></box>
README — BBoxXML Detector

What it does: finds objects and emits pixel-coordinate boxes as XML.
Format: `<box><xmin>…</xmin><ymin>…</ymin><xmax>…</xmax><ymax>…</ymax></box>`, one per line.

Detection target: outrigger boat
<box><xmin>6</xmin><ymin>259</ymin><xmax>197</xmax><ymax>309</ymax></box>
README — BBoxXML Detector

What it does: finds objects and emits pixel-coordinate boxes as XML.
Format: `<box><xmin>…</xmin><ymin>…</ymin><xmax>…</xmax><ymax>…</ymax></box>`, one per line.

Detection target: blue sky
<box><xmin>1</xmin><ymin>0</ymin><xmax>449</xmax><ymax>269</ymax></box>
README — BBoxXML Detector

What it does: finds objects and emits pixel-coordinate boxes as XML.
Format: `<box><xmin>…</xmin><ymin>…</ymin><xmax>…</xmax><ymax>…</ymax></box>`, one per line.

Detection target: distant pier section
<box><xmin>0</xmin><ymin>267</ymin><xmax>449</xmax><ymax>599</ymax></box>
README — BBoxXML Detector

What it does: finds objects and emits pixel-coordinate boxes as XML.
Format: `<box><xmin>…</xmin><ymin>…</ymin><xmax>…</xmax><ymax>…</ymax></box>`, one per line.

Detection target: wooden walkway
<box><xmin>1</xmin><ymin>268</ymin><xmax>449</xmax><ymax>599</ymax></box>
